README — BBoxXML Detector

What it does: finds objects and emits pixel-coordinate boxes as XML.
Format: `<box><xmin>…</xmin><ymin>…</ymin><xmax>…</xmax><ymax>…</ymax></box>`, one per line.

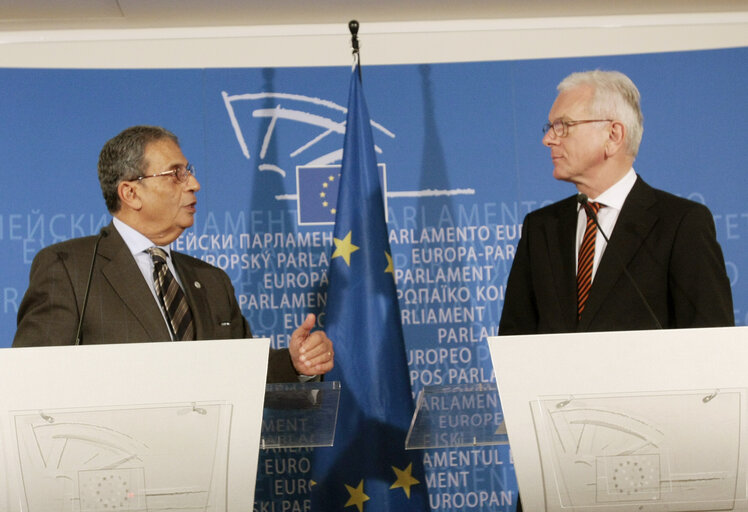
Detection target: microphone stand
<box><xmin>74</xmin><ymin>228</ymin><xmax>108</xmax><ymax>345</ymax></box>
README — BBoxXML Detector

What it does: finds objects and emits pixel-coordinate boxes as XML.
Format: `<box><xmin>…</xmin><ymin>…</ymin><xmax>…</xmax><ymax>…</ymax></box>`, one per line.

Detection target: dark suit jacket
<box><xmin>13</xmin><ymin>223</ymin><xmax>297</xmax><ymax>383</ymax></box>
<box><xmin>499</xmin><ymin>177</ymin><xmax>734</xmax><ymax>334</ymax></box>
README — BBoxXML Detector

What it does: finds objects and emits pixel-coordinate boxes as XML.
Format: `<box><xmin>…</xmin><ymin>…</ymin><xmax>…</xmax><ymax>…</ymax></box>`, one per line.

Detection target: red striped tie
<box><xmin>577</xmin><ymin>202</ymin><xmax>603</xmax><ymax>319</ymax></box>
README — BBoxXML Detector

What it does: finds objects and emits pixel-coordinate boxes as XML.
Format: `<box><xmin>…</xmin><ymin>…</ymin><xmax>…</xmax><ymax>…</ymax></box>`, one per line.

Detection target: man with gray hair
<box><xmin>499</xmin><ymin>70</ymin><xmax>733</xmax><ymax>335</ymax></box>
<box><xmin>499</xmin><ymin>69</ymin><xmax>733</xmax><ymax>511</ymax></box>
<box><xmin>14</xmin><ymin>125</ymin><xmax>335</xmax><ymax>383</ymax></box>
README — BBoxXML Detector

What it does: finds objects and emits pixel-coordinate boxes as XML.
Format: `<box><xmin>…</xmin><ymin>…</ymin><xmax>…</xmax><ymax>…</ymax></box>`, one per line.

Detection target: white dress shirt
<box><xmin>575</xmin><ymin>168</ymin><xmax>637</xmax><ymax>282</ymax></box>
<box><xmin>112</xmin><ymin>217</ymin><xmax>182</xmax><ymax>339</ymax></box>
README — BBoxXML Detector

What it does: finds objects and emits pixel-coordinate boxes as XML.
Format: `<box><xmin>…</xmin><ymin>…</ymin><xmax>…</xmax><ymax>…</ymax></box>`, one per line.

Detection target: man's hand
<box><xmin>289</xmin><ymin>313</ymin><xmax>334</xmax><ymax>376</ymax></box>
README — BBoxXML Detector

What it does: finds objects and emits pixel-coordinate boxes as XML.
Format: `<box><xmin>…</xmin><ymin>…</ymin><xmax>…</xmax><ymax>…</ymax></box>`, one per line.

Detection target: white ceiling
<box><xmin>1</xmin><ymin>0</ymin><xmax>748</xmax><ymax>31</ymax></box>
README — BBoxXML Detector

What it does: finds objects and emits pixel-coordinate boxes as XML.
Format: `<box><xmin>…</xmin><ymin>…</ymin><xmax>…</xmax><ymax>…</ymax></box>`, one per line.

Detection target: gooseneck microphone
<box><xmin>577</xmin><ymin>193</ymin><xmax>663</xmax><ymax>329</ymax></box>
<box><xmin>74</xmin><ymin>228</ymin><xmax>108</xmax><ymax>345</ymax></box>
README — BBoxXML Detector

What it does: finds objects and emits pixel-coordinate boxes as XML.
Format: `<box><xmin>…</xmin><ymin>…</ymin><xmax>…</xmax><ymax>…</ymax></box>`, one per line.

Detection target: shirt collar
<box><xmin>580</xmin><ymin>167</ymin><xmax>637</xmax><ymax>212</ymax></box>
<box><xmin>112</xmin><ymin>217</ymin><xmax>172</xmax><ymax>257</ymax></box>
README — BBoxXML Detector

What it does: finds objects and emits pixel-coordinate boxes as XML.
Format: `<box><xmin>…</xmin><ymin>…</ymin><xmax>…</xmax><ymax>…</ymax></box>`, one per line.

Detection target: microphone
<box><xmin>74</xmin><ymin>228</ymin><xmax>108</xmax><ymax>345</ymax></box>
<box><xmin>577</xmin><ymin>193</ymin><xmax>663</xmax><ymax>329</ymax></box>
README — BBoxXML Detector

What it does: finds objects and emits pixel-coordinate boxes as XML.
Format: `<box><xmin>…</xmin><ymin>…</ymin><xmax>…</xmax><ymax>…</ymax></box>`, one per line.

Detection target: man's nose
<box><xmin>542</xmin><ymin>129</ymin><xmax>558</xmax><ymax>147</ymax></box>
<box><xmin>186</xmin><ymin>173</ymin><xmax>201</xmax><ymax>191</ymax></box>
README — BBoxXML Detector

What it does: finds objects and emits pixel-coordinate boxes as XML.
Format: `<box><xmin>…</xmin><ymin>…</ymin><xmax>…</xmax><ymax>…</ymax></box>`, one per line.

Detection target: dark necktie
<box><xmin>577</xmin><ymin>202</ymin><xmax>603</xmax><ymax>319</ymax></box>
<box><xmin>147</xmin><ymin>247</ymin><xmax>195</xmax><ymax>341</ymax></box>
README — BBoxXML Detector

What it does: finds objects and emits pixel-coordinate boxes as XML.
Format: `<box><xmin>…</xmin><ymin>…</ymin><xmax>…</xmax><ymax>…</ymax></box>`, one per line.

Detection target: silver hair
<box><xmin>558</xmin><ymin>70</ymin><xmax>644</xmax><ymax>157</ymax></box>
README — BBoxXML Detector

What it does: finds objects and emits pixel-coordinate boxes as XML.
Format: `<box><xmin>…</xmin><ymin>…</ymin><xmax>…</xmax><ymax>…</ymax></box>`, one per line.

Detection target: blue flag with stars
<box><xmin>311</xmin><ymin>63</ymin><xmax>429</xmax><ymax>512</ymax></box>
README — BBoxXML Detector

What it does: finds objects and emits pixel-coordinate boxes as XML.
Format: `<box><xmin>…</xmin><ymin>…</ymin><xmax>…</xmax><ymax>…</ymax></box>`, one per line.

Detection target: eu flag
<box><xmin>311</xmin><ymin>64</ymin><xmax>429</xmax><ymax>511</ymax></box>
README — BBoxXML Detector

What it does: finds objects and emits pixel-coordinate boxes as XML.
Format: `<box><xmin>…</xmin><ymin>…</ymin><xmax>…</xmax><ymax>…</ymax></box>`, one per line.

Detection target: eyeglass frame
<box><xmin>542</xmin><ymin>118</ymin><xmax>613</xmax><ymax>138</ymax></box>
<box><xmin>129</xmin><ymin>163</ymin><xmax>196</xmax><ymax>183</ymax></box>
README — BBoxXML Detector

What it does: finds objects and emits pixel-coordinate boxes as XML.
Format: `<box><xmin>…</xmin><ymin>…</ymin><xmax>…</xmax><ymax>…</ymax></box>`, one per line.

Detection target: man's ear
<box><xmin>605</xmin><ymin>120</ymin><xmax>626</xmax><ymax>158</ymax></box>
<box><xmin>117</xmin><ymin>181</ymin><xmax>142</xmax><ymax>211</ymax></box>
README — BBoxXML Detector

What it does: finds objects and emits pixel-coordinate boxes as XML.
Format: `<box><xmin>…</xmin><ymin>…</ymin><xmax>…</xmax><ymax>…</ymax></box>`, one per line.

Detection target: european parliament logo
<box><xmin>296</xmin><ymin>164</ymin><xmax>388</xmax><ymax>225</ymax></box>
<box><xmin>221</xmin><ymin>88</ymin><xmax>474</xmax><ymax>226</ymax></box>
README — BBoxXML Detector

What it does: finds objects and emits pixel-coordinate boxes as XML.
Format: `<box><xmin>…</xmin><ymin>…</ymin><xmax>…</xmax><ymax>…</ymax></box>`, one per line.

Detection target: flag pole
<box><xmin>311</xmin><ymin>18</ymin><xmax>430</xmax><ymax>511</ymax></box>
<box><xmin>349</xmin><ymin>19</ymin><xmax>362</xmax><ymax>80</ymax></box>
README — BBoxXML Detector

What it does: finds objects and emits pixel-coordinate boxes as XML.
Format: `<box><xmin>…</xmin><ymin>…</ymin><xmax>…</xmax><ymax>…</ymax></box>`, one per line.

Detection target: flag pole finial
<box><xmin>348</xmin><ymin>20</ymin><xmax>362</xmax><ymax>79</ymax></box>
<box><xmin>349</xmin><ymin>20</ymin><xmax>359</xmax><ymax>55</ymax></box>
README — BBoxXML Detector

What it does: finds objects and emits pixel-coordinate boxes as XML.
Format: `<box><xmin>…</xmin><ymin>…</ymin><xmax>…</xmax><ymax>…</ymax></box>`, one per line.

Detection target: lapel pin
<box><xmin>194</xmin><ymin>281</ymin><xmax>202</xmax><ymax>289</ymax></box>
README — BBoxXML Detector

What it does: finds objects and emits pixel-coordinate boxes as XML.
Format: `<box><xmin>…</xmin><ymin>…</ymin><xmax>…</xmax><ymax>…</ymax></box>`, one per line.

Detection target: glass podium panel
<box><xmin>261</xmin><ymin>381</ymin><xmax>341</xmax><ymax>449</ymax></box>
<box><xmin>531</xmin><ymin>389</ymin><xmax>746</xmax><ymax>511</ymax></box>
<box><xmin>405</xmin><ymin>383</ymin><xmax>507</xmax><ymax>449</ymax></box>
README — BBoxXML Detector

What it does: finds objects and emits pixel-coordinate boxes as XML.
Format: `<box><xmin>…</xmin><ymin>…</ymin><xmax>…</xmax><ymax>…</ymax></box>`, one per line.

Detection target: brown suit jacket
<box><xmin>13</xmin><ymin>223</ymin><xmax>297</xmax><ymax>383</ymax></box>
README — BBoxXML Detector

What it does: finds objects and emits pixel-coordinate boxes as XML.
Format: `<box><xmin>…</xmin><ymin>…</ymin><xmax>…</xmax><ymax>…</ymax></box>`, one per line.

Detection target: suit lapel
<box><xmin>579</xmin><ymin>178</ymin><xmax>657</xmax><ymax>330</ymax></box>
<box><xmin>172</xmin><ymin>253</ymin><xmax>210</xmax><ymax>339</ymax></box>
<box><xmin>98</xmin><ymin>224</ymin><xmax>172</xmax><ymax>341</ymax></box>
<box><xmin>546</xmin><ymin>197</ymin><xmax>579</xmax><ymax>331</ymax></box>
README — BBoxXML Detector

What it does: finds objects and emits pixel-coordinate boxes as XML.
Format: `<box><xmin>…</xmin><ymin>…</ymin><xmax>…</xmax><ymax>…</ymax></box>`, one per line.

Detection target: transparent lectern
<box><xmin>489</xmin><ymin>326</ymin><xmax>748</xmax><ymax>511</ymax></box>
<box><xmin>405</xmin><ymin>382</ymin><xmax>508</xmax><ymax>450</ymax></box>
<box><xmin>0</xmin><ymin>338</ymin><xmax>271</xmax><ymax>512</ymax></box>
<box><xmin>260</xmin><ymin>381</ymin><xmax>341</xmax><ymax>450</ymax></box>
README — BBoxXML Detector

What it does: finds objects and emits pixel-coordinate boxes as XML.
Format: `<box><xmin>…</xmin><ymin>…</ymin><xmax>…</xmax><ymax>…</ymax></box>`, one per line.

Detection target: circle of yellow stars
<box><xmin>319</xmin><ymin>172</ymin><xmax>341</xmax><ymax>216</ymax></box>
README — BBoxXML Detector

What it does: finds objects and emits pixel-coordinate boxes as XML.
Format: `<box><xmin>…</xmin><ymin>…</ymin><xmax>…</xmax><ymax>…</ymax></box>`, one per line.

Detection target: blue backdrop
<box><xmin>1</xmin><ymin>47</ymin><xmax>746</xmax><ymax>511</ymax></box>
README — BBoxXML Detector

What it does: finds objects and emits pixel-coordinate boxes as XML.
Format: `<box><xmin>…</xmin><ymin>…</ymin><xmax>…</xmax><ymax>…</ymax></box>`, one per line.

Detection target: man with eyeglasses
<box><xmin>499</xmin><ymin>69</ymin><xmax>733</xmax><ymax>511</ymax></box>
<box><xmin>13</xmin><ymin>125</ymin><xmax>334</xmax><ymax>383</ymax></box>
<box><xmin>500</xmin><ymin>69</ymin><xmax>733</xmax><ymax>336</ymax></box>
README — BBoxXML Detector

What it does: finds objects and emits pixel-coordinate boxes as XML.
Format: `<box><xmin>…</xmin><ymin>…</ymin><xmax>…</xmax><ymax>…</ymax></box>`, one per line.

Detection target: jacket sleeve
<box><xmin>498</xmin><ymin>217</ymin><xmax>539</xmax><ymax>335</ymax></box>
<box><xmin>214</xmin><ymin>267</ymin><xmax>299</xmax><ymax>382</ymax></box>
<box><xmin>668</xmin><ymin>203</ymin><xmax>734</xmax><ymax>327</ymax></box>
<box><xmin>13</xmin><ymin>247</ymin><xmax>80</xmax><ymax>347</ymax></box>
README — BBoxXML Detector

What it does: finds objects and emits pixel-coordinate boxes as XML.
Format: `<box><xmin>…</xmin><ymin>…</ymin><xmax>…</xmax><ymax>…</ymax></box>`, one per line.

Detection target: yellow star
<box><xmin>320</xmin><ymin>191</ymin><xmax>326</xmax><ymax>198</ymax></box>
<box><xmin>323</xmin><ymin>182</ymin><xmax>329</xmax><ymax>188</ymax></box>
<box><xmin>390</xmin><ymin>463</ymin><xmax>420</xmax><ymax>498</ymax></box>
<box><xmin>344</xmin><ymin>479</ymin><xmax>369</xmax><ymax>512</ymax></box>
<box><xmin>328</xmin><ymin>175</ymin><xmax>336</xmax><ymax>182</ymax></box>
<box><xmin>384</xmin><ymin>251</ymin><xmax>394</xmax><ymax>274</ymax></box>
<box><xmin>323</xmin><ymin>201</ymin><xmax>329</xmax><ymax>207</ymax></box>
<box><xmin>332</xmin><ymin>231</ymin><xmax>359</xmax><ymax>266</ymax></box>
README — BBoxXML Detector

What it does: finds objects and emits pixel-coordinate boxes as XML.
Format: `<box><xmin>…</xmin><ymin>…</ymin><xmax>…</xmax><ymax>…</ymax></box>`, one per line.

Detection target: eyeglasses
<box><xmin>131</xmin><ymin>164</ymin><xmax>195</xmax><ymax>183</ymax></box>
<box><xmin>542</xmin><ymin>118</ymin><xmax>613</xmax><ymax>138</ymax></box>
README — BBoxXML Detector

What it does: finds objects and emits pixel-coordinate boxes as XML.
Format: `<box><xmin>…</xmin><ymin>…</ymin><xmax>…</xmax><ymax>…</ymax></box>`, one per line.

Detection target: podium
<box><xmin>489</xmin><ymin>326</ymin><xmax>748</xmax><ymax>511</ymax></box>
<box><xmin>0</xmin><ymin>339</ymin><xmax>270</xmax><ymax>512</ymax></box>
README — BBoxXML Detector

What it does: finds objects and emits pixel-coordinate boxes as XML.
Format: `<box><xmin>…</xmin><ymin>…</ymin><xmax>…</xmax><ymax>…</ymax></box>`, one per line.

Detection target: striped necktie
<box><xmin>577</xmin><ymin>202</ymin><xmax>603</xmax><ymax>319</ymax></box>
<box><xmin>147</xmin><ymin>247</ymin><xmax>195</xmax><ymax>341</ymax></box>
